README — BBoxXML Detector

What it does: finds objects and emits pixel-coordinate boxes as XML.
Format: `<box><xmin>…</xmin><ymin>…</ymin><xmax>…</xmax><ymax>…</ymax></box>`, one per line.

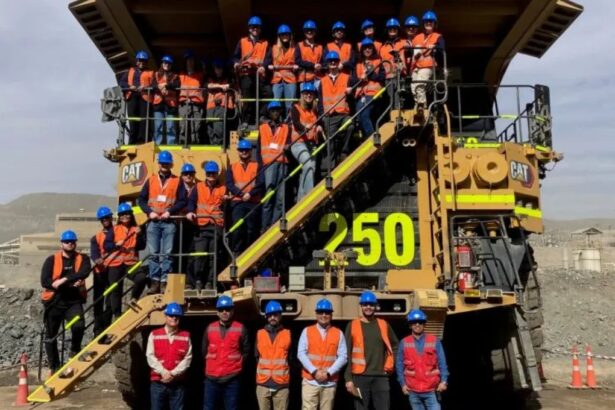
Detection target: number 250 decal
<box><xmin>318</xmin><ymin>212</ymin><xmax>415</xmax><ymax>266</ymax></box>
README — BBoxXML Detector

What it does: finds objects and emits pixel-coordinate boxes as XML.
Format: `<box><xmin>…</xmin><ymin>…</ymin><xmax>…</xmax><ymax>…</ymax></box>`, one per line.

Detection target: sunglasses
<box><xmin>118</xmin><ymin>213</ymin><xmax>132</xmax><ymax>217</ymax></box>
<box><xmin>182</xmin><ymin>173</ymin><xmax>195</xmax><ymax>176</ymax></box>
<box><xmin>361</xmin><ymin>303</ymin><xmax>376</xmax><ymax>307</ymax></box>
<box><xmin>238</xmin><ymin>149</ymin><xmax>251</xmax><ymax>153</ymax></box>
<box><xmin>316</xmin><ymin>311</ymin><xmax>332</xmax><ymax>315</ymax></box>
<box><xmin>167</xmin><ymin>315</ymin><xmax>180</xmax><ymax>320</ymax></box>
<box><xmin>410</xmin><ymin>321</ymin><xmax>425</xmax><ymax>325</ymax></box>
<box><xmin>206</xmin><ymin>172</ymin><xmax>218</xmax><ymax>176</ymax></box>
<box><xmin>218</xmin><ymin>308</ymin><xmax>232</xmax><ymax>312</ymax></box>
<box><xmin>62</xmin><ymin>241</ymin><xmax>76</xmax><ymax>245</ymax></box>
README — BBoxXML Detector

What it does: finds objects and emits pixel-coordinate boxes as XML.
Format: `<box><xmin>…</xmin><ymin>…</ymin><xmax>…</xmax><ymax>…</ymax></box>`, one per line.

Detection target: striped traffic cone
<box><xmin>13</xmin><ymin>353</ymin><xmax>30</xmax><ymax>406</ymax></box>
<box><xmin>568</xmin><ymin>344</ymin><xmax>584</xmax><ymax>389</ymax></box>
<box><xmin>585</xmin><ymin>344</ymin><xmax>600</xmax><ymax>389</ymax></box>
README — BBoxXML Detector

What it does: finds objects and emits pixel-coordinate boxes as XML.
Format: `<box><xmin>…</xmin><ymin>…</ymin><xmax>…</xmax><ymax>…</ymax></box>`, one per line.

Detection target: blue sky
<box><xmin>1</xmin><ymin>1</ymin><xmax>612</xmax><ymax>219</ymax></box>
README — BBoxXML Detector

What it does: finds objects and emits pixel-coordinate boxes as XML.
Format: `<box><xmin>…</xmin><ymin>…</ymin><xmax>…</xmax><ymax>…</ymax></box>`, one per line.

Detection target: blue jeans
<box><xmin>262</xmin><ymin>162</ymin><xmax>287</xmax><ymax>229</ymax></box>
<box><xmin>150</xmin><ymin>381</ymin><xmax>185</xmax><ymax>410</ymax></box>
<box><xmin>204</xmin><ymin>377</ymin><xmax>239</xmax><ymax>410</ymax></box>
<box><xmin>356</xmin><ymin>95</ymin><xmax>375</xmax><ymax>137</ymax></box>
<box><xmin>147</xmin><ymin>221</ymin><xmax>176</xmax><ymax>282</ymax></box>
<box><xmin>290</xmin><ymin>142</ymin><xmax>315</xmax><ymax>200</ymax></box>
<box><xmin>272</xmin><ymin>83</ymin><xmax>297</xmax><ymax>114</ymax></box>
<box><xmin>409</xmin><ymin>391</ymin><xmax>440</xmax><ymax>410</ymax></box>
<box><xmin>154</xmin><ymin>105</ymin><xmax>177</xmax><ymax>145</ymax></box>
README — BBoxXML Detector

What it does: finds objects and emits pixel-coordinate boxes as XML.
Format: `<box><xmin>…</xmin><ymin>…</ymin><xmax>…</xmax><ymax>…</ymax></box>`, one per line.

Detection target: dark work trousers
<box><xmin>323</xmin><ymin>114</ymin><xmax>354</xmax><ymax>172</ymax></box>
<box><xmin>179</xmin><ymin>101</ymin><xmax>203</xmax><ymax>145</ymax></box>
<box><xmin>230</xmin><ymin>201</ymin><xmax>260</xmax><ymax>254</ymax></box>
<box><xmin>239</xmin><ymin>73</ymin><xmax>272</xmax><ymax>126</ymax></box>
<box><xmin>125</xmin><ymin>95</ymin><xmax>150</xmax><ymax>144</ymax></box>
<box><xmin>43</xmin><ymin>299</ymin><xmax>85</xmax><ymax>372</ymax></box>
<box><xmin>151</xmin><ymin>381</ymin><xmax>186</xmax><ymax>410</ymax></box>
<box><xmin>207</xmin><ymin>107</ymin><xmax>232</xmax><ymax>145</ymax></box>
<box><xmin>352</xmin><ymin>375</ymin><xmax>391</xmax><ymax>410</ymax></box>
<box><xmin>93</xmin><ymin>266</ymin><xmax>124</xmax><ymax>335</ymax></box>
<box><xmin>93</xmin><ymin>269</ymin><xmax>110</xmax><ymax>336</ymax></box>
<box><xmin>126</xmin><ymin>263</ymin><xmax>148</xmax><ymax>300</ymax></box>
<box><xmin>188</xmin><ymin>225</ymin><xmax>221</xmax><ymax>286</ymax></box>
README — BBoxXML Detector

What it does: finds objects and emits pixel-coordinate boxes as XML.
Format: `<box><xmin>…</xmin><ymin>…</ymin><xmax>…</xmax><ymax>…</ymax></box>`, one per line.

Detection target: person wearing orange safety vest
<box><xmin>410</xmin><ymin>11</ymin><xmax>445</xmax><ymax>113</ymax></box>
<box><xmin>380</xmin><ymin>18</ymin><xmax>407</xmax><ymax>109</ymax></box>
<box><xmin>147</xmin><ymin>302</ymin><xmax>192</xmax><ymax>410</ymax></box>
<box><xmin>186</xmin><ymin>161</ymin><xmax>228</xmax><ymax>290</ymax></box>
<box><xmin>226</xmin><ymin>139</ymin><xmax>265</xmax><ymax>253</ymax></box>
<box><xmin>324</xmin><ymin>21</ymin><xmax>355</xmax><ymax>74</ymax></box>
<box><xmin>266</xmin><ymin>25</ymin><xmax>299</xmax><ymax>114</ymax></box>
<box><xmin>203</xmin><ymin>296</ymin><xmax>250</xmax><ymax>410</ymax></box>
<box><xmin>206</xmin><ymin>59</ymin><xmax>236</xmax><ymax>145</ymax></box>
<box><xmin>137</xmin><ymin>151</ymin><xmax>188</xmax><ymax>294</ymax></box>
<box><xmin>233</xmin><ymin>16</ymin><xmax>271</xmax><ymax>127</ymax></box>
<box><xmin>352</xmin><ymin>39</ymin><xmax>385</xmax><ymax>139</ymax></box>
<box><xmin>113</xmin><ymin>203</ymin><xmax>147</xmax><ymax>302</ymax></box>
<box><xmin>90</xmin><ymin>206</ymin><xmax>115</xmax><ymax>337</ymax></box>
<box><xmin>297</xmin><ymin>20</ymin><xmax>324</xmax><ymax>89</ymax></box>
<box><xmin>118</xmin><ymin>50</ymin><xmax>153</xmax><ymax>143</ymax></box>
<box><xmin>255</xmin><ymin>301</ymin><xmax>291</xmax><ymax>410</ymax></box>
<box><xmin>357</xmin><ymin>20</ymin><xmax>383</xmax><ymax>55</ymax></box>
<box><xmin>344</xmin><ymin>291</ymin><xmax>399</xmax><ymax>410</ymax></box>
<box><xmin>143</xmin><ymin>55</ymin><xmax>180</xmax><ymax>145</ymax></box>
<box><xmin>40</xmin><ymin>230</ymin><xmax>91</xmax><ymax>374</ymax></box>
<box><xmin>397</xmin><ymin>309</ymin><xmax>448</xmax><ymax>410</ymax></box>
<box><xmin>298</xmin><ymin>298</ymin><xmax>347</xmax><ymax>410</ymax></box>
<box><xmin>258</xmin><ymin>101</ymin><xmax>290</xmax><ymax>230</ymax></box>
<box><xmin>174</xmin><ymin>163</ymin><xmax>198</xmax><ymax>280</ymax></box>
<box><xmin>402</xmin><ymin>16</ymin><xmax>420</xmax><ymax>75</ymax></box>
<box><xmin>178</xmin><ymin>50</ymin><xmax>204</xmax><ymax>144</ymax></box>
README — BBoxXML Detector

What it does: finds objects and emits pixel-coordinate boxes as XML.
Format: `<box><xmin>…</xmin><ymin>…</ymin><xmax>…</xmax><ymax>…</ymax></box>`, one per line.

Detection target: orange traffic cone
<box><xmin>13</xmin><ymin>353</ymin><xmax>30</xmax><ymax>407</ymax></box>
<box><xmin>585</xmin><ymin>344</ymin><xmax>600</xmax><ymax>389</ymax></box>
<box><xmin>568</xmin><ymin>344</ymin><xmax>584</xmax><ymax>389</ymax></box>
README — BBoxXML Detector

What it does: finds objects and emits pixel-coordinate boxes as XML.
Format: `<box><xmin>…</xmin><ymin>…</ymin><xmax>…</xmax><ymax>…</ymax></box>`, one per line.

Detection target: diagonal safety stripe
<box><xmin>64</xmin><ymin>315</ymin><xmax>81</xmax><ymax>331</ymax></box>
<box><xmin>514</xmin><ymin>207</ymin><xmax>542</xmax><ymax>218</ymax></box>
<box><xmin>288</xmin><ymin>163</ymin><xmax>303</xmax><ymax>178</ymax></box>
<box><xmin>103</xmin><ymin>282</ymin><xmax>119</xmax><ymax>297</ymax></box>
<box><xmin>260</xmin><ymin>190</ymin><xmax>276</xmax><ymax>204</ymax></box>
<box><xmin>228</xmin><ymin>218</ymin><xmax>245</xmax><ymax>234</ymax></box>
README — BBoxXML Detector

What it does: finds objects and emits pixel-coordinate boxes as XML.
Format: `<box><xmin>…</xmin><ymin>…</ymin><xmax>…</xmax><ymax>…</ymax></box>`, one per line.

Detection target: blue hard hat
<box><xmin>407</xmin><ymin>309</ymin><xmax>428</xmax><ymax>322</ymax></box>
<box><xmin>135</xmin><ymin>50</ymin><xmax>149</xmax><ymax>61</ymax></box>
<box><xmin>361</xmin><ymin>19</ymin><xmax>374</xmax><ymax>31</ymax></box>
<box><xmin>183</xmin><ymin>49</ymin><xmax>195</xmax><ymax>59</ymax></box>
<box><xmin>248</xmin><ymin>16</ymin><xmax>262</xmax><ymax>26</ymax></box>
<box><xmin>158</xmin><ymin>150</ymin><xmax>173</xmax><ymax>164</ymax></box>
<box><xmin>386</xmin><ymin>18</ymin><xmax>401</xmax><ymax>28</ymax></box>
<box><xmin>422</xmin><ymin>10</ymin><xmax>437</xmax><ymax>22</ymax></box>
<box><xmin>96</xmin><ymin>206</ymin><xmax>113</xmax><ymax>220</ymax></box>
<box><xmin>204</xmin><ymin>161</ymin><xmax>220</xmax><ymax>173</ymax></box>
<box><xmin>265</xmin><ymin>301</ymin><xmax>283</xmax><ymax>315</ymax></box>
<box><xmin>360</xmin><ymin>38</ymin><xmax>375</xmax><ymax>49</ymax></box>
<box><xmin>117</xmin><ymin>203</ymin><xmax>133</xmax><ymax>214</ymax></box>
<box><xmin>260</xmin><ymin>268</ymin><xmax>273</xmax><ymax>277</ymax></box>
<box><xmin>161</xmin><ymin>55</ymin><xmax>174</xmax><ymax>64</ymax></box>
<box><xmin>60</xmin><ymin>230</ymin><xmax>78</xmax><ymax>242</ymax></box>
<box><xmin>405</xmin><ymin>16</ymin><xmax>419</xmax><ymax>27</ymax></box>
<box><xmin>277</xmin><ymin>24</ymin><xmax>292</xmax><ymax>35</ymax></box>
<box><xmin>315</xmin><ymin>299</ymin><xmax>334</xmax><ymax>312</ymax></box>
<box><xmin>303</xmin><ymin>20</ymin><xmax>317</xmax><ymax>31</ymax></box>
<box><xmin>216</xmin><ymin>295</ymin><xmax>234</xmax><ymax>310</ymax></box>
<box><xmin>359</xmin><ymin>291</ymin><xmax>378</xmax><ymax>305</ymax></box>
<box><xmin>164</xmin><ymin>302</ymin><xmax>184</xmax><ymax>317</ymax></box>
<box><xmin>300</xmin><ymin>82</ymin><xmax>317</xmax><ymax>93</ymax></box>
<box><xmin>332</xmin><ymin>21</ymin><xmax>346</xmax><ymax>31</ymax></box>
<box><xmin>325</xmin><ymin>51</ymin><xmax>340</xmax><ymax>61</ymax></box>
<box><xmin>237</xmin><ymin>139</ymin><xmax>252</xmax><ymax>151</ymax></box>
<box><xmin>181</xmin><ymin>163</ymin><xmax>196</xmax><ymax>174</ymax></box>
<box><xmin>268</xmin><ymin>101</ymin><xmax>283</xmax><ymax>110</ymax></box>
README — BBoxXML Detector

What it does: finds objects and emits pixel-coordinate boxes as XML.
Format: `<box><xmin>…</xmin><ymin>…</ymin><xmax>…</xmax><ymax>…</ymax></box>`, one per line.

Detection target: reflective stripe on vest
<box><xmin>321</xmin><ymin>73</ymin><xmax>350</xmax><ymax>115</ymax></box>
<box><xmin>231</xmin><ymin>161</ymin><xmax>260</xmax><ymax>202</ymax></box>
<box><xmin>195</xmin><ymin>182</ymin><xmax>226</xmax><ymax>227</ymax></box>
<box><xmin>256</xmin><ymin>328</ymin><xmax>291</xmax><ymax>385</ymax></box>
<box><xmin>301</xmin><ymin>324</ymin><xmax>341</xmax><ymax>382</ymax></box>
<box><xmin>355</xmin><ymin>59</ymin><xmax>383</xmax><ymax>97</ymax></box>
<box><xmin>150</xmin><ymin>328</ymin><xmax>191</xmax><ymax>382</ymax></box>
<box><xmin>205</xmin><ymin>321</ymin><xmax>244</xmax><ymax>378</ymax></box>
<box><xmin>259</xmin><ymin>123</ymin><xmax>290</xmax><ymax>165</ymax></box>
<box><xmin>272</xmin><ymin>45</ymin><xmax>297</xmax><ymax>84</ymax></box>
<box><xmin>41</xmin><ymin>251</ymin><xmax>85</xmax><ymax>302</ymax></box>
<box><xmin>147</xmin><ymin>174</ymin><xmax>180</xmax><ymax>214</ymax></box>
<box><xmin>412</xmin><ymin>33</ymin><xmax>442</xmax><ymax>69</ymax></box>
<box><xmin>291</xmin><ymin>103</ymin><xmax>318</xmax><ymax>143</ymax></box>
<box><xmin>298</xmin><ymin>42</ymin><xmax>323</xmax><ymax>82</ymax></box>
<box><xmin>402</xmin><ymin>333</ymin><xmax>441</xmax><ymax>393</ymax></box>
<box><xmin>113</xmin><ymin>225</ymin><xmax>139</xmax><ymax>266</ymax></box>
<box><xmin>179</xmin><ymin>72</ymin><xmax>204</xmax><ymax>104</ymax></box>
<box><xmin>350</xmin><ymin>318</ymin><xmax>394</xmax><ymax>374</ymax></box>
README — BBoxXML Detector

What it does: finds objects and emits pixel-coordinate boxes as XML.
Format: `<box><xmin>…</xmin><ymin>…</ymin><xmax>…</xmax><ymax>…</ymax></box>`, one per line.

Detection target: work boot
<box><xmin>148</xmin><ymin>280</ymin><xmax>161</xmax><ymax>295</ymax></box>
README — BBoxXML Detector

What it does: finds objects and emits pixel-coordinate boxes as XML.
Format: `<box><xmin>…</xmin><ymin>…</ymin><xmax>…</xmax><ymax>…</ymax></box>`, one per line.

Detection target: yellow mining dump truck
<box><xmin>28</xmin><ymin>1</ymin><xmax>582</xmax><ymax>409</ymax></box>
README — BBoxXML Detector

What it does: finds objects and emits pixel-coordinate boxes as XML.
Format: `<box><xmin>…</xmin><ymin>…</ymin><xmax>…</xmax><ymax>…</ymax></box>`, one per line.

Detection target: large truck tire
<box><xmin>113</xmin><ymin>330</ymin><xmax>151</xmax><ymax>410</ymax></box>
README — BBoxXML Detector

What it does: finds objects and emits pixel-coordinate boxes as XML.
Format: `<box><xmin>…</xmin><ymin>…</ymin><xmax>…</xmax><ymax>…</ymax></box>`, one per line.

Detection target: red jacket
<box><xmin>150</xmin><ymin>327</ymin><xmax>191</xmax><ymax>382</ymax></box>
<box><xmin>402</xmin><ymin>334</ymin><xmax>441</xmax><ymax>393</ymax></box>
<box><xmin>205</xmin><ymin>321</ymin><xmax>244</xmax><ymax>378</ymax></box>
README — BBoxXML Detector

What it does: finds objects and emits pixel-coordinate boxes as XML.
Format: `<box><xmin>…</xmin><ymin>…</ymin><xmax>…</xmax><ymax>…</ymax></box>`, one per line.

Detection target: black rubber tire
<box><xmin>523</xmin><ymin>272</ymin><xmax>545</xmax><ymax>366</ymax></box>
<box><xmin>113</xmin><ymin>329</ymin><xmax>151</xmax><ymax>410</ymax></box>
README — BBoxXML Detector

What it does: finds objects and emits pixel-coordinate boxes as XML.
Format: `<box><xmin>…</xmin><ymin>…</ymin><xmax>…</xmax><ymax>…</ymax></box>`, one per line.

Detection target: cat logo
<box><xmin>121</xmin><ymin>161</ymin><xmax>148</xmax><ymax>186</ymax></box>
<box><xmin>510</xmin><ymin>161</ymin><xmax>534</xmax><ymax>188</ymax></box>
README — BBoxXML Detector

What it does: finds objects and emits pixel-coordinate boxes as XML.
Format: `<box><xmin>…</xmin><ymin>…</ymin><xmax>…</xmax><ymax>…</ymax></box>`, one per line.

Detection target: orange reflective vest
<box><xmin>256</xmin><ymin>328</ymin><xmax>291</xmax><ymax>385</ymax></box>
<box><xmin>195</xmin><ymin>182</ymin><xmax>226</xmax><ymax>227</ymax></box>
<box><xmin>350</xmin><ymin>318</ymin><xmax>394</xmax><ymax>375</ymax></box>
<box><xmin>301</xmin><ymin>324</ymin><xmax>342</xmax><ymax>382</ymax></box>
<box><xmin>41</xmin><ymin>251</ymin><xmax>86</xmax><ymax>302</ymax></box>
<box><xmin>355</xmin><ymin>59</ymin><xmax>383</xmax><ymax>97</ymax></box>
<box><xmin>321</xmin><ymin>73</ymin><xmax>350</xmax><ymax>115</ymax></box>
<box><xmin>93</xmin><ymin>230</ymin><xmax>110</xmax><ymax>273</ymax></box>
<box><xmin>230</xmin><ymin>161</ymin><xmax>260</xmax><ymax>202</ymax></box>
<box><xmin>402</xmin><ymin>334</ymin><xmax>441</xmax><ymax>393</ymax></box>
<box><xmin>356</xmin><ymin>39</ymin><xmax>383</xmax><ymax>55</ymax></box>
<box><xmin>298</xmin><ymin>42</ymin><xmax>323</xmax><ymax>82</ymax></box>
<box><xmin>291</xmin><ymin>103</ymin><xmax>318</xmax><ymax>143</ymax></box>
<box><xmin>205</xmin><ymin>321</ymin><xmax>244</xmax><ymax>378</ymax></box>
<box><xmin>153</xmin><ymin>71</ymin><xmax>179</xmax><ymax>107</ymax></box>
<box><xmin>206</xmin><ymin>77</ymin><xmax>236</xmax><ymax>110</ymax></box>
<box><xmin>124</xmin><ymin>67</ymin><xmax>150</xmax><ymax>99</ymax></box>
<box><xmin>239</xmin><ymin>37</ymin><xmax>269</xmax><ymax>71</ymax></box>
<box><xmin>179</xmin><ymin>71</ymin><xmax>204</xmax><ymax>104</ymax></box>
<box><xmin>138</xmin><ymin>70</ymin><xmax>156</xmax><ymax>103</ymax></box>
<box><xmin>379</xmin><ymin>39</ymin><xmax>407</xmax><ymax>79</ymax></box>
<box><xmin>259</xmin><ymin>122</ymin><xmax>290</xmax><ymax>165</ymax></box>
<box><xmin>326</xmin><ymin>42</ymin><xmax>353</xmax><ymax>66</ymax></box>
<box><xmin>113</xmin><ymin>224</ymin><xmax>139</xmax><ymax>266</ymax></box>
<box><xmin>271</xmin><ymin>45</ymin><xmax>297</xmax><ymax>84</ymax></box>
<box><xmin>147</xmin><ymin>174</ymin><xmax>180</xmax><ymax>214</ymax></box>
<box><xmin>150</xmin><ymin>328</ymin><xmax>191</xmax><ymax>382</ymax></box>
<box><xmin>412</xmin><ymin>33</ymin><xmax>442</xmax><ymax>69</ymax></box>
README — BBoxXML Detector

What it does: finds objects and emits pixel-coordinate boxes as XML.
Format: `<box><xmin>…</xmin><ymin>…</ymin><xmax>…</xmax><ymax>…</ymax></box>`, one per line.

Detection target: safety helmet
<box><xmin>361</xmin><ymin>19</ymin><xmax>374</xmax><ymax>31</ymax></box>
<box><xmin>60</xmin><ymin>230</ymin><xmax>78</xmax><ymax>242</ymax></box>
<box><xmin>248</xmin><ymin>16</ymin><xmax>262</xmax><ymax>26</ymax></box>
<box><xmin>300</xmin><ymin>82</ymin><xmax>317</xmax><ymax>94</ymax></box>
<box><xmin>161</xmin><ymin>55</ymin><xmax>174</xmax><ymax>64</ymax></box>
<box><xmin>404</xmin><ymin>16</ymin><xmax>419</xmax><ymax>27</ymax></box>
<box><xmin>303</xmin><ymin>20</ymin><xmax>317</xmax><ymax>31</ymax></box>
<box><xmin>216</xmin><ymin>295</ymin><xmax>234</xmax><ymax>310</ymax></box>
<box><xmin>265</xmin><ymin>301</ymin><xmax>283</xmax><ymax>315</ymax></box>
<box><xmin>277</xmin><ymin>24</ymin><xmax>292</xmax><ymax>35</ymax></box>
<box><xmin>164</xmin><ymin>302</ymin><xmax>184</xmax><ymax>317</ymax></box>
<box><xmin>315</xmin><ymin>299</ymin><xmax>334</xmax><ymax>312</ymax></box>
<box><xmin>325</xmin><ymin>51</ymin><xmax>340</xmax><ymax>61</ymax></box>
<box><xmin>360</xmin><ymin>38</ymin><xmax>375</xmax><ymax>49</ymax></box>
<box><xmin>183</xmin><ymin>49</ymin><xmax>195</xmax><ymax>59</ymax></box>
<box><xmin>158</xmin><ymin>150</ymin><xmax>173</xmax><ymax>164</ymax></box>
<box><xmin>181</xmin><ymin>163</ymin><xmax>196</xmax><ymax>174</ymax></box>
<box><xmin>117</xmin><ymin>203</ymin><xmax>133</xmax><ymax>214</ymax></box>
<box><xmin>407</xmin><ymin>309</ymin><xmax>428</xmax><ymax>322</ymax></box>
<box><xmin>332</xmin><ymin>21</ymin><xmax>346</xmax><ymax>32</ymax></box>
<box><xmin>237</xmin><ymin>139</ymin><xmax>252</xmax><ymax>151</ymax></box>
<box><xmin>422</xmin><ymin>10</ymin><xmax>437</xmax><ymax>22</ymax></box>
<box><xmin>204</xmin><ymin>161</ymin><xmax>220</xmax><ymax>173</ymax></box>
<box><xmin>359</xmin><ymin>291</ymin><xmax>378</xmax><ymax>305</ymax></box>
<box><xmin>386</xmin><ymin>18</ymin><xmax>401</xmax><ymax>29</ymax></box>
<box><xmin>96</xmin><ymin>206</ymin><xmax>113</xmax><ymax>220</ymax></box>
<box><xmin>268</xmin><ymin>101</ymin><xmax>283</xmax><ymax>111</ymax></box>
<box><xmin>135</xmin><ymin>50</ymin><xmax>149</xmax><ymax>61</ymax></box>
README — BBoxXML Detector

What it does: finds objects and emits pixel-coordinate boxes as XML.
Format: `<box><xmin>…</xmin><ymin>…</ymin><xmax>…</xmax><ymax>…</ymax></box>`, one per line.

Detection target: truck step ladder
<box><xmin>513</xmin><ymin>308</ymin><xmax>542</xmax><ymax>391</ymax></box>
